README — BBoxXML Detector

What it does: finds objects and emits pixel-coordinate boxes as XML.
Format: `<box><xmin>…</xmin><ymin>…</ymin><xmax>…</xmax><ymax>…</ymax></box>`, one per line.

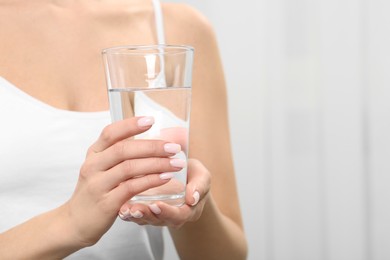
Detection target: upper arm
<box><xmin>163</xmin><ymin>3</ymin><xmax>244</xmax><ymax>228</ymax></box>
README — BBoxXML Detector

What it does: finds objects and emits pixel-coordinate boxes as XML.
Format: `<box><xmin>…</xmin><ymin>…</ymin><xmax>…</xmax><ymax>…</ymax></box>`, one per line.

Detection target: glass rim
<box><xmin>102</xmin><ymin>44</ymin><xmax>194</xmax><ymax>55</ymax></box>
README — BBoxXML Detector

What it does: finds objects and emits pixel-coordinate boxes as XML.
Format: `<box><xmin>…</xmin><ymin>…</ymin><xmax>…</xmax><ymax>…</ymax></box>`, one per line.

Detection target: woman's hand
<box><xmin>62</xmin><ymin>116</ymin><xmax>185</xmax><ymax>246</ymax></box>
<box><xmin>117</xmin><ymin>159</ymin><xmax>211</xmax><ymax>228</ymax></box>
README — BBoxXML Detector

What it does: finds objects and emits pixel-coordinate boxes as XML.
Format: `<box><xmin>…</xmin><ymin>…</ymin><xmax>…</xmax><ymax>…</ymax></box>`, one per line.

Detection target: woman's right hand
<box><xmin>62</xmin><ymin>116</ymin><xmax>184</xmax><ymax>247</ymax></box>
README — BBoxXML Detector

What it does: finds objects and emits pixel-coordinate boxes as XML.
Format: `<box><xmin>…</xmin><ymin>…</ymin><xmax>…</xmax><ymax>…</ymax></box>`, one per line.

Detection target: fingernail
<box><xmin>149</xmin><ymin>204</ymin><xmax>161</xmax><ymax>214</ymax></box>
<box><xmin>119</xmin><ymin>208</ymin><xmax>131</xmax><ymax>219</ymax></box>
<box><xmin>191</xmin><ymin>191</ymin><xmax>200</xmax><ymax>206</ymax></box>
<box><xmin>164</xmin><ymin>143</ymin><xmax>181</xmax><ymax>154</ymax></box>
<box><xmin>160</xmin><ymin>172</ymin><xmax>174</xmax><ymax>180</ymax></box>
<box><xmin>131</xmin><ymin>210</ymin><xmax>143</xmax><ymax>218</ymax></box>
<box><xmin>170</xmin><ymin>158</ymin><xmax>186</xmax><ymax>168</ymax></box>
<box><xmin>137</xmin><ymin>116</ymin><xmax>154</xmax><ymax>127</ymax></box>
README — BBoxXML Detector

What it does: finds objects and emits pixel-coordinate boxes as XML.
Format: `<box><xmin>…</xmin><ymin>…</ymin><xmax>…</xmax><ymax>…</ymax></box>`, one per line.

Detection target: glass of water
<box><xmin>102</xmin><ymin>45</ymin><xmax>194</xmax><ymax>206</ymax></box>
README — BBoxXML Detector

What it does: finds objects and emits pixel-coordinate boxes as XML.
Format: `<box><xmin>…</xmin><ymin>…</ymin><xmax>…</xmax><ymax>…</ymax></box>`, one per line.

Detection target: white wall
<box><xmin>164</xmin><ymin>1</ymin><xmax>390</xmax><ymax>260</ymax></box>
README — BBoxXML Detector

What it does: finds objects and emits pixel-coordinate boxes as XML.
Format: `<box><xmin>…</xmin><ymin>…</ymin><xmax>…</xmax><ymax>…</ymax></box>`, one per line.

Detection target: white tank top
<box><xmin>0</xmin><ymin>1</ymin><xmax>166</xmax><ymax>259</ymax></box>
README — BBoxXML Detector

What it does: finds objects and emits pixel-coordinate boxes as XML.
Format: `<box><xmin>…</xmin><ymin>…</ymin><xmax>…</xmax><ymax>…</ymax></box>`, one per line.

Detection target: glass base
<box><xmin>129</xmin><ymin>192</ymin><xmax>185</xmax><ymax>207</ymax></box>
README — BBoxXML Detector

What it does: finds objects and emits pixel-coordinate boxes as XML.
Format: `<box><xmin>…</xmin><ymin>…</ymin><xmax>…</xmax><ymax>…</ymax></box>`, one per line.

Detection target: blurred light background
<box><xmin>163</xmin><ymin>0</ymin><xmax>390</xmax><ymax>260</ymax></box>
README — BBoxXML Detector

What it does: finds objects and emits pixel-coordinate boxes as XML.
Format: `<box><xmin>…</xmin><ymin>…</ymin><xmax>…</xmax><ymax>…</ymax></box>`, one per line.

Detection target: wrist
<box><xmin>0</xmin><ymin>204</ymin><xmax>90</xmax><ymax>259</ymax></box>
<box><xmin>55</xmin><ymin>203</ymin><xmax>93</xmax><ymax>251</ymax></box>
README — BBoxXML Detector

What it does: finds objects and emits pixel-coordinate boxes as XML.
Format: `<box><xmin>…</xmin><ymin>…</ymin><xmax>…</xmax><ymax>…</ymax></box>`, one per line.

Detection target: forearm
<box><xmin>170</xmin><ymin>196</ymin><xmax>248</xmax><ymax>260</ymax></box>
<box><xmin>0</xmin><ymin>204</ymin><xmax>85</xmax><ymax>260</ymax></box>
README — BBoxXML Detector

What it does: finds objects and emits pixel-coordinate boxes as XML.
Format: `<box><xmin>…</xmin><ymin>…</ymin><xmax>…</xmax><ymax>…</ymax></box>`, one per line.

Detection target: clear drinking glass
<box><xmin>102</xmin><ymin>45</ymin><xmax>194</xmax><ymax>206</ymax></box>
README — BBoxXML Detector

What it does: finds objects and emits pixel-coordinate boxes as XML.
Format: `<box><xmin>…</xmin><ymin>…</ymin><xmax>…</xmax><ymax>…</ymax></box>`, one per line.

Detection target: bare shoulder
<box><xmin>162</xmin><ymin>3</ymin><xmax>212</xmax><ymax>28</ymax></box>
<box><xmin>161</xmin><ymin>3</ymin><xmax>217</xmax><ymax>47</ymax></box>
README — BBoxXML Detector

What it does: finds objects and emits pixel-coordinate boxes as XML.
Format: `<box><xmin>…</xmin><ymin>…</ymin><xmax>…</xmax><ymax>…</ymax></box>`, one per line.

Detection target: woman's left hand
<box><xmin>117</xmin><ymin>159</ymin><xmax>211</xmax><ymax>228</ymax></box>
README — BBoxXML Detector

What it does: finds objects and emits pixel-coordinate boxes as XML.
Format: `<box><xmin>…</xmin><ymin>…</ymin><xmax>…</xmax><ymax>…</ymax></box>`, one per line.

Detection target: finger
<box><xmin>92</xmin><ymin>139</ymin><xmax>182</xmax><ymax>171</ymax></box>
<box><xmin>119</xmin><ymin>202</ymin><xmax>195</xmax><ymax>228</ymax></box>
<box><xmin>119</xmin><ymin>204</ymin><xmax>163</xmax><ymax>225</ymax></box>
<box><xmin>118</xmin><ymin>204</ymin><xmax>143</xmax><ymax>220</ymax></box>
<box><xmin>104</xmin><ymin>157</ymin><xmax>186</xmax><ymax>190</ymax></box>
<box><xmin>124</xmin><ymin>218</ymin><xmax>148</xmax><ymax>225</ymax></box>
<box><xmin>109</xmin><ymin>173</ymin><xmax>173</xmax><ymax>206</ymax></box>
<box><xmin>185</xmin><ymin>159</ymin><xmax>211</xmax><ymax>206</ymax></box>
<box><xmin>88</xmin><ymin>116</ymin><xmax>155</xmax><ymax>154</ymax></box>
<box><xmin>160</xmin><ymin>127</ymin><xmax>189</xmax><ymax>152</ymax></box>
<box><xmin>152</xmin><ymin>202</ymin><xmax>192</xmax><ymax>228</ymax></box>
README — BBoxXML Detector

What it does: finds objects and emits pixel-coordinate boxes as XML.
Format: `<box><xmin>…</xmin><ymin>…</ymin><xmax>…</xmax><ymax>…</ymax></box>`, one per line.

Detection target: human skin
<box><xmin>0</xmin><ymin>1</ymin><xmax>248</xmax><ymax>259</ymax></box>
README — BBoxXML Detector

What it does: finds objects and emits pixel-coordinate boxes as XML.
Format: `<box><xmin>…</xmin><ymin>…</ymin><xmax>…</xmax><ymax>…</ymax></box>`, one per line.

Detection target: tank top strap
<box><xmin>152</xmin><ymin>0</ymin><xmax>166</xmax><ymax>44</ymax></box>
